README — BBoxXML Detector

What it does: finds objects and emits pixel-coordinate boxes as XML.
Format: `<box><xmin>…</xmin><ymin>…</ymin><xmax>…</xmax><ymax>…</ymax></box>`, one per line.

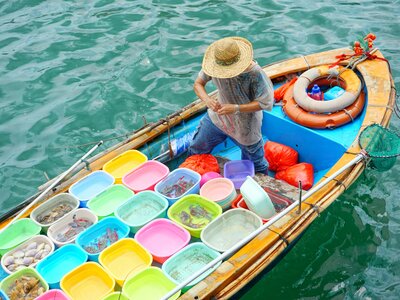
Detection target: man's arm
<box><xmin>194</xmin><ymin>77</ymin><xmax>221</xmax><ymax>112</ymax></box>
<box><xmin>216</xmin><ymin>101</ymin><xmax>261</xmax><ymax>115</ymax></box>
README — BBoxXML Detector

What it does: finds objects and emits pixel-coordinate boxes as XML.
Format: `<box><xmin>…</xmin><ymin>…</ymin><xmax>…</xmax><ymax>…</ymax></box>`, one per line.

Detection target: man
<box><xmin>188</xmin><ymin>36</ymin><xmax>274</xmax><ymax>173</ymax></box>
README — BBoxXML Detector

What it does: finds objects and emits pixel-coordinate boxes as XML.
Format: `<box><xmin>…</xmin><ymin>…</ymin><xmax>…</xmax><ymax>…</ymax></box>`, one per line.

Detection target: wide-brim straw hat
<box><xmin>202</xmin><ymin>36</ymin><xmax>253</xmax><ymax>79</ymax></box>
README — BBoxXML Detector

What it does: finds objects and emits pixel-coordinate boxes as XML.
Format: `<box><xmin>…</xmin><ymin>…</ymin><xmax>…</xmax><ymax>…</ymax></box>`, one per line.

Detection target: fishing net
<box><xmin>358</xmin><ymin>124</ymin><xmax>400</xmax><ymax>171</ymax></box>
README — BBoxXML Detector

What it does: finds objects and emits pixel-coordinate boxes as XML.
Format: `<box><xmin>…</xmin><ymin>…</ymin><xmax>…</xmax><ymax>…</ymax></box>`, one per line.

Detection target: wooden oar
<box><xmin>0</xmin><ymin>141</ymin><xmax>103</xmax><ymax>234</ymax></box>
<box><xmin>161</xmin><ymin>153</ymin><xmax>366</xmax><ymax>300</ymax></box>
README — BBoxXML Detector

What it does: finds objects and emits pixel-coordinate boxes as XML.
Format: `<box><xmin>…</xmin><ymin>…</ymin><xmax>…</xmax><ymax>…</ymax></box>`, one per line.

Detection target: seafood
<box><xmin>189</xmin><ymin>204</ymin><xmax>212</xmax><ymax>221</ymax></box>
<box><xmin>6</xmin><ymin>275</ymin><xmax>45</xmax><ymax>300</ymax></box>
<box><xmin>83</xmin><ymin>228</ymin><xmax>119</xmax><ymax>254</ymax></box>
<box><xmin>55</xmin><ymin>215</ymin><xmax>93</xmax><ymax>243</ymax></box>
<box><xmin>175</xmin><ymin>211</ymin><xmax>206</xmax><ymax>229</ymax></box>
<box><xmin>36</xmin><ymin>203</ymin><xmax>73</xmax><ymax>225</ymax></box>
<box><xmin>160</xmin><ymin>176</ymin><xmax>195</xmax><ymax>198</ymax></box>
<box><xmin>3</xmin><ymin>241</ymin><xmax>52</xmax><ymax>273</ymax></box>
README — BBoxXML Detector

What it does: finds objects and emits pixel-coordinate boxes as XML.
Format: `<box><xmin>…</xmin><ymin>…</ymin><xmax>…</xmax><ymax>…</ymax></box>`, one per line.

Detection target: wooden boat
<box><xmin>0</xmin><ymin>47</ymin><xmax>394</xmax><ymax>300</ymax></box>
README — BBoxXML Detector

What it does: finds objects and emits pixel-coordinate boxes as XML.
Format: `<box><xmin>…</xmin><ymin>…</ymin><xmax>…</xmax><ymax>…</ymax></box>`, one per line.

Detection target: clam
<box><xmin>3</xmin><ymin>256</ymin><xmax>14</xmax><ymax>266</ymax></box>
<box><xmin>34</xmin><ymin>250</ymin><xmax>44</xmax><ymax>260</ymax></box>
<box><xmin>13</xmin><ymin>250</ymin><xmax>24</xmax><ymax>258</ymax></box>
<box><xmin>25</xmin><ymin>249</ymin><xmax>37</xmax><ymax>258</ymax></box>
<box><xmin>26</xmin><ymin>242</ymin><xmax>37</xmax><ymax>250</ymax></box>
<box><xmin>41</xmin><ymin>251</ymin><xmax>49</xmax><ymax>259</ymax></box>
<box><xmin>6</xmin><ymin>264</ymin><xmax>16</xmax><ymax>272</ymax></box>
<box><xmin>44</xmin><ymin>244</ymin><xmax>51</xmax><ymax>252</ymax></box>
<box><xmin>37</xmin><ymin>243</ymin><xmax>45</xmax><ymax>251</ymax></box>
<box><xmin>23</xmin><ymin>257</ymin><xmax>33</xmax><ymax>266</ymax></box>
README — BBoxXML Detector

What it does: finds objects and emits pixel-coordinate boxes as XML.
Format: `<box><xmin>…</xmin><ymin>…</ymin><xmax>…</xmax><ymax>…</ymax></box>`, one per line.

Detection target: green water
<box><xmin>1</xmin><ymin>0</ymin><xmax>399</xmax><ymax>298</ymax></box>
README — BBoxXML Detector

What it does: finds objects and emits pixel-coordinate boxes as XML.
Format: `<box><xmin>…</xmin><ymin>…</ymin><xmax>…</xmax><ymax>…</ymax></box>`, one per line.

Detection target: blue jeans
<box><xmin>188</xmin><ymin>113</ymin><xmax>268</xmax><ymax>173</ymax></box>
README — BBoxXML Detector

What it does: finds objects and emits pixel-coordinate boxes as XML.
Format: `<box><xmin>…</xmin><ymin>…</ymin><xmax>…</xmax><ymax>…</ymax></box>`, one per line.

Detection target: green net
<box><xmin>358</xmin><ymin>124</ymin><xmax>400</xmax><ymax>171</ymax></box>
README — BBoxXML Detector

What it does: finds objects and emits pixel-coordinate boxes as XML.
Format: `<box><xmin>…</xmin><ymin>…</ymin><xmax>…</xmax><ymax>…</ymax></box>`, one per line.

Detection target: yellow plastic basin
<box><xmin>61</xmin><ymin>262</ymin><xmax>115</xmax><ymax>300</ymax></box>
<box><xmin>99</xmin><ymin>238</ymin><xmax>152</xmax><ymax>286</ymax></box>
<box><xmin>103</xmin><ymin>150</ymin><xmax>147</xmax><ymax>184</ymax></box>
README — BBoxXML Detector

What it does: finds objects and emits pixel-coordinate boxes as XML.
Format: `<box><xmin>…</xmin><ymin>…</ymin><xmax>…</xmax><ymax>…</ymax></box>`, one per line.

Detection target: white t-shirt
<box><xmin>199</xmin><ymin>63</ymin><xmax>274</xmax><ymax>145</ymax></box>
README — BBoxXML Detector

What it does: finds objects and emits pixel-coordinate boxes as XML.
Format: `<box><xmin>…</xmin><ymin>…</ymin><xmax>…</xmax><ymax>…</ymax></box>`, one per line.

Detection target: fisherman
<box><xmin>188</xmin><ymin>36</ymin><xmax>274</xmax><ymax>173</ymax></box>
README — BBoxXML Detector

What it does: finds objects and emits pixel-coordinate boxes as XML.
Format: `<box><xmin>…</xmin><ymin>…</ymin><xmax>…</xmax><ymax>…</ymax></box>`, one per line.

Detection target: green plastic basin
<box><xmin>0</xmin><ymin>218</ymin><xmax>41</xmax><ymax>256</ymax></box>
<box><xmin>87</xmin><ymin>185</ymin><xmax>134</xmax><ymax>219</ymax></box>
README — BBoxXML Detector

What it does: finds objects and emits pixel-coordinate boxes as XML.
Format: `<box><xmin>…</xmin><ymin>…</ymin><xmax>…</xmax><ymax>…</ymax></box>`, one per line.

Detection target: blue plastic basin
<box><xmin>155</xmin><ymin>168</ymin><xmax>201</xmax><ymax>206</ymax></box>
<box><xmin>36</xmin><ymin>244</ymin><xmax>88</xmax><ymax>289</ymax></box>
<box><xmin>75</xmin><ymin>216</ymin><xmax>130</xmax><ymax>262</ymax></box>
<box><xmin>69</xmin><ymin>171</ymin><xmax>115</xmax><ymax>208</ymax></box>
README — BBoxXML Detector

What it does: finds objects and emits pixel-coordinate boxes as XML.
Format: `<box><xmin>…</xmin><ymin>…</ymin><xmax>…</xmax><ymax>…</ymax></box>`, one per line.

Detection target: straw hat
<box><xmin>202</xmin><ymin>37</ymin><xmax>253</xmax><ymax>79</ymax></box>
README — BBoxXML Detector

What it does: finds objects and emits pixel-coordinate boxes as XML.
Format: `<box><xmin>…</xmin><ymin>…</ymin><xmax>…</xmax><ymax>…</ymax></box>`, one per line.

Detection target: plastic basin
<box><xmin>36</xmin><ymin>244</ymin><xmax>88</xmax><ymax>289</ymax></box>
<box><xmin>35</xmin><ymin>289</ymin><xmax>70</xmax><ymax>300</ymax></box>
<box><xmin>224</xmin><ymin>160</ymin><xmax>255</xmax><ymax>189</ymax></box>
<box><xmin>1</xmin><ymin>235</ymin><xmax>55</xmax><ymax>274</ymax></box>
<box><xmin>240</xmin><ymin>176</ymin><xmax>276</xmax><ymax>219</ymax></box>
<box><xmin>87</xmin><ymin>185</ymin><xmax>134</xmax><ymax>219</ymax></box>
<box><xmin>233</xmin><ymin>193</ymin><xmax>292</xmax><ymax>223</ymax></box>
<box><xmin>47</xmin><ymin>208</ymin><xmax>98</xmax><ymax>248</ymax></box>
<box><xmin>122</xmin><ymin>267</ymin><xmax>180</xmax><ymax>300</ymax></box>
<box><xmin>101</xmin><ymin>292</ymin><xmax>129</xmax><ymax>300</ymax></box>
<box><xmin>162</xmin><ymin>242</ymin><xmax>221</xmax><ymax>292</ymax></box>
<box><xmin>30</xmin><ymin>193</ymin><xmax>80</xmax><ymax>232</ymax></box>
<box><xmin>200</xmin><ymin>178</ymin><xmax>237</xmax><ymax>210</ymax></box>
<box><xmin>0</xmin><ymin>218</ymin><xmax>41</xmax><ymax>256</ymax></box>
<box><xmin>155</xmin><ymin>168</ymin><xmax>201</xmax><ymax>206</ymax></box>
<box><xmin>99</xmin><ymin>238</ymin><xmax>152</xmax><ymax>286</ymax></box>
<box><xmin>200</xmin><ymin>208</ymin><xmax>262</xmax><ymax>252</ymax></box>
<box><xmin>75</xmin><ymin>217</ymin><xmax>130</xmax><ymax>262</ymax></box>
<box><xmin>69</xmin><ymin>171</ymin><xmax>115</xmax><ymax>207</ymax></box>
<box><xmin>167</xmin><ymin>195</ymin><xmax>222</xmax><ymax>238</ymax></box>
<box><xmin>135</xmin><ymin>219</ymin><xmax>190</xmax><ymax>263</ymax></box>
<box><xmin>61</xmin><ymin>262</ymin><xmax>115</xmax><ymax>300</ymax></box>
<box><xmin>200</xmin><ymin>171</ymin><xmax>222</xmax><ymax>187</ymax></box>
<box><xmin>122</xmin><ymin>160</ymin><xmax>169</xmax><ymax>192</ymax></box>
<box><xmin>114</xmin><ymin>191</ymin><xmax>169</xmax><ymax>234</ymax></box>
<box><xmin>0</xmin><ymin>267</ymin><xmax>49</xmax><ymax>299</ymax></box>
<box><xmin>103</xmin><ymin>150</ymin><xmax>148</xmax><ymax>184</ymax></box>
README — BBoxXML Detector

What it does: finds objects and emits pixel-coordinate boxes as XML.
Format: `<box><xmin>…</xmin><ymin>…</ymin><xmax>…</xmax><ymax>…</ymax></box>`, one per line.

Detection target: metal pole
<box><xmin>1</xmin><ymin>141</ymin><xmax>103</xmax><ymax>233</ymax></box>
<box><xmin>160</xmin><ymin>153</ymin><xmax>365</xmax><ymax>300</ymax></box>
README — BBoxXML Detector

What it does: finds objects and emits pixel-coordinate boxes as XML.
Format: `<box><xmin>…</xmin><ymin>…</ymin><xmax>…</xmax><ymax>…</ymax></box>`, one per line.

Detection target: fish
<box><xmin>189</xmin><ymin>205</ymin><xmax>212</xmax><ymax>221</ymax></box>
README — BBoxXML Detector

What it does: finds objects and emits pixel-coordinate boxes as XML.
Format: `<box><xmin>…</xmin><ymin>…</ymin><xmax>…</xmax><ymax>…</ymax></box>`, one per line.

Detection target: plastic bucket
<box><xmin>122</xmin><ymin>267</ymin><xmax>180</xmax><ymax>300</ymax></box>
<box><xmin>36</xmin><ymin>244</ymin><xmax>88</xmax><ymax>289</ymax></box>
<box><xmin>0</xmin><ymin>218</ymin><xmax>41</xmax><ymax>256</ymax></box>
<box><xmin>35</xmin><ymin>289</ymin><xmax>70</xmax><ymax>300</ymax></box>
<box><xmin>99</xmin><ymin>238</ymin><xmax>152</xmax><ymax>287</ymax></box>
<box><xmin>75</xmin><ymin>217</ymin><xmax>130</xmax><ymax>262</ymax></box>
<box><xmin>0</xmin><ymin>267</ymin><xmax>49</xmax><ymax>299</ymax></box>
<box><xmin>47</xmin><ymin>208</ymin><xmax>98</xmax><ymax>248</ymax></box>
<box><xmin>114</xmin><ymin>191</ymin><xmax>168</xmax><ymax>234</ymax></box>
<box><xmin>167</xmin><ymin>194</ymin><xmax>222</xmax><ymax>238</ymax></box>
<box><xmin>162</xmin><ymin>242</ymin><xmax>221</xmax><ymax>292</ymax></box>
<box><xmin>200</xmin><ymin>208</ymin><xmax>262</xmax><ymax>252</ymax></box>
<box><xmin>122</xmin><ymin>160</ymin><xmax>169</xmax><ymax>193</ymax></box>
<box><xmin>1</xmin><ymin>235</ymin><xmax>55</xmax><ymax>274</ymax></box>
<box><xmin>69</xmin><ymin>170</ymin><xmax>115</xmax><ymax>208</ymax></box>
<box><xmin>154</xmin><ymin>168</ymin><xmax>201</xmax><ymax>206</ymax></box>
<box><xmin>103</xmin><ymin>150</ymin><xmax>148</xmax><ymax>184</ymax></box>
<box><xmin>135</xmin><ymin>219</ymin><xmax>190</xmax><ymax>263</ymax></box>
<box><xmin>87</xmin><ymin>185</ymin><xmax>134</xmax><ymax>220</ymax></box>
<box><xmin>61</xmin><ymin>262</ymin><xmax>115</xmax><ymax>300</ymax></box>
<box><xmin>30</xmin><ymin>193</ymin><xmax>80</xmax><ymax>232</ymax></box>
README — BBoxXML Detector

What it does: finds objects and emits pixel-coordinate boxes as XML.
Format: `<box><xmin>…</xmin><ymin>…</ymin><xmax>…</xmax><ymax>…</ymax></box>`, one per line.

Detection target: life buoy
<box><xmin>282</xmin><ymin>78</ymin><xmax>365</xmax><ymax>129</ymax></box>
<box><xmin>293</xmin><ymin>65</ymin><xmax>362</xmax><ymax>113</ymax></box>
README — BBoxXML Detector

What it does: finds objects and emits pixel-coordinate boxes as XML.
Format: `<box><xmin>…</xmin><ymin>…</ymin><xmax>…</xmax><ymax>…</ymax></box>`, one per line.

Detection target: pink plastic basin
<box><xmin>122</xmin><ymin>161</ymin><xmax>169</xmax><ymax>193</ymax></box>
<box><xmin>35</xmin><ymin>289</ymin><xmax>70</xmax><ymax>300</ymax></box>
<box><xmin>135</xmin><ymin>219</ymin><xmax>190</xmax><ymax>263</ymax></box>
<box><xmin>200</xmin><ymin>172</ymin><xmax>222</xmax><ymax>187</ymax></box>
<box><xmin>200</xmin><ymin>178</ymin><xmax>235</xmax><ymax>202</ymax></box>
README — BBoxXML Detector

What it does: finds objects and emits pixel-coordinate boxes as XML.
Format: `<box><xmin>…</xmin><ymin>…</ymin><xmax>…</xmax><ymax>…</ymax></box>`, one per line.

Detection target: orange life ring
<box><xmin>282</xmin><ymin>79</ymin><xmax>365</xmax><ymax>129</ymax></box>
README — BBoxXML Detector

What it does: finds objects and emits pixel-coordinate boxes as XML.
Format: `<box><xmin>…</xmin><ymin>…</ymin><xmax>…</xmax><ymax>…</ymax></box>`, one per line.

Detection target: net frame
<box><xmin>358</xmin><ymin>123</ymin><xmax>400</xmax><ymax>158</ymax></box>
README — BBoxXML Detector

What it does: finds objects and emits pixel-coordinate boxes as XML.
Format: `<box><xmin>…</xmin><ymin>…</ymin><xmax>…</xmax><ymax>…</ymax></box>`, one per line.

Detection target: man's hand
<box><xmin>216</xmin><ymin>103</ymin><xmax>236</xmax><ymax>115</ymax></box>
<box><xmin>205</xmin><ymin>97</ymin><xmax>222</xmax><ymax>112</ymax></box>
